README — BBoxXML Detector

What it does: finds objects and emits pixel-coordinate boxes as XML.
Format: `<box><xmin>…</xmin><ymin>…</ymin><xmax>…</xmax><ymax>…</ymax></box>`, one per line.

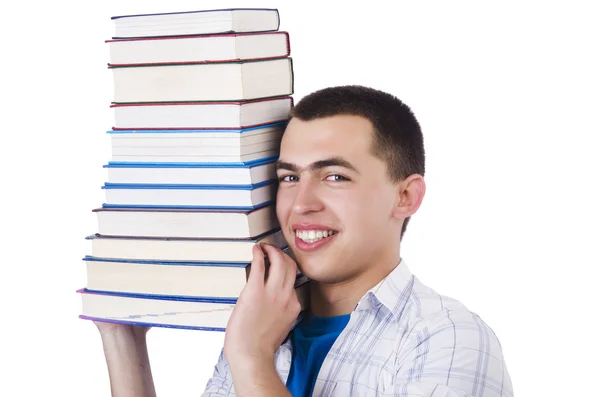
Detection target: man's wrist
<box><xmin>97</xmin><ymin>326</ymin><xmax>156</xmax><ymax>397</ymax></box>
<box><xmin>99</xmin><ymin>325</ymin><xmax>147</xmax><ymax>344</ymax></box>
<box><xmin>228</xmin><ymin>351</ymin><xmax>275</xmax><ymax>374</ymax></box>
<box><xmin>99</xmin><ymin>327</ymin><xmax>150</xmax><ymax>363</ymax></box>
<box><xmin>229</xmin><ymin>353</ymin><xmax>288</xmax><ymax>397</ymax></box>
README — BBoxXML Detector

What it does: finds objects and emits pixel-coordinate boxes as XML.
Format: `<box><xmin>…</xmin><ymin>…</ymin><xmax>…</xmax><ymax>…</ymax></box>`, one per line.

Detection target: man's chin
<box><xmin>291</xmin><ymin>247</ymin><xmax>324</xmax><ymax>263</ymax></box>
<box><xmin>295</xmin><ymin>257</ymin><xmax>337</xmax><ymax>282</ymax></box>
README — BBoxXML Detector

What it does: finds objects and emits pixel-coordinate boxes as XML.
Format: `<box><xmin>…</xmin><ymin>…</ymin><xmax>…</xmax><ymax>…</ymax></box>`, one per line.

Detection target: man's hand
<box><xmin>225</xmin><ymin>243</ymin><xmax>301</xmax><ymax>364</ymax></box>
<box><xmin>223</xmin><ymin>243</ymin><xmax>300</xmax><ymax>396</ymax></box>
<box><xmin>94</xmin><ymin>320</ymin><xmax>151</xmax><ymax>340</ymax></box>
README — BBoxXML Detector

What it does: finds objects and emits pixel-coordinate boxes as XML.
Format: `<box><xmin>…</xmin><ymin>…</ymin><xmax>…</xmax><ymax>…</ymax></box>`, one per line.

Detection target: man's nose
<box><xmin>292</xmin><ymin>179</ymin><xmax>324</xmax><ymax>214</ymax></box>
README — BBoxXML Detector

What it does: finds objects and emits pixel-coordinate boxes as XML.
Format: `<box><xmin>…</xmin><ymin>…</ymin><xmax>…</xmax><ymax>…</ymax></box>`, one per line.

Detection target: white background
<box><xmin>1</xmin><ymin>1</ymin><xmax>599</xmax><ymax>396</ymax></box>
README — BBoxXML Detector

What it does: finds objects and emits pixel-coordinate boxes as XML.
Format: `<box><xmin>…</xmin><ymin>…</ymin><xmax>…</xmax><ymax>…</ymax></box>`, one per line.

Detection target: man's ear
<box><xmin>391</xmin><ymin>174</ymin><xmax>426</xmax><ymax>220</ymax></box>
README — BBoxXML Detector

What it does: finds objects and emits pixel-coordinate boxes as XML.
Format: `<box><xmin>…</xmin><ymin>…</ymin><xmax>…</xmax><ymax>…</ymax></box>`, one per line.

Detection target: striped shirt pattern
<box><xmin>202</xmin><ymin>259</ymin><xmax>513</xmax><ymax>396</ymax></box>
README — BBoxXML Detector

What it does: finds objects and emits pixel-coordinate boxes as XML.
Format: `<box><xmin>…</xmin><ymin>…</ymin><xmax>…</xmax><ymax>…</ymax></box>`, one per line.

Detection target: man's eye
<box><xmin>278</xmin><ymin>175</ymin><xmax>298</xmax><ymax>183</ymax></box>
<box><xmin>325</xmin><ymin>174</ymin><xmax>349</xmax><ymax>182</ymax></box>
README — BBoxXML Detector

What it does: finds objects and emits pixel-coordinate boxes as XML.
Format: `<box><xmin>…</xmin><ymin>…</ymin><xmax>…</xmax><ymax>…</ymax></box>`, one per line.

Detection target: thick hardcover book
<box><xmin>101</xmin><ymin>179</ymin><xmax>277</xmax><ymax>210</ymax></box>
<box><xmin>107</xmin><ymin>31</ymin><xmax>290</xmax><ymax>66</ymax></box>
<box><xmin>111</xmin><ymin>97</ymin><xmax>293</xmax><ymax>130</ymax></box>
<box><xmin>111</xmin><ymin>8</ymin><xmax>280</xmax><ymax>39</ymax></box>
<box><xmin>93</xmin><ymin>202</ymin><xmax>278</xmax><ymax>239</ymax></box>
<box><xmin>77</xmin><ymin>278</ymin><xmax>309</xmax><ymax>331</ymax></box>
<box><xmin>104</xmin><ymin>155</ymin><xmax>278</xmax><ymax>185</ymax></box>
<box><xmin>108</xmin><ymin>123</ymin><xmax>286</xmax><ymax>146</ymax></box>
<box><xmin>82</xmin><ymin>247</ymin><xmax>297</xmax><ymax>299</ymax></box>
<box><xmin>111</xmin><ymin>149</ymin><xmax>279</xmax><ymax>164</ymax></box>
<box><xmin>86</xmin><ymin>228</ymin><xmax>287</xmax><ymax>262</ymax></box>
<box><xmin>111</xmin><ymin>58</ymin><xmax>294</xmax><ymax>104</ymax></box>
<box><xmin>108</xmin><ymin>123</ymin><xmax>285</xmax><ymax>164</ymax></box>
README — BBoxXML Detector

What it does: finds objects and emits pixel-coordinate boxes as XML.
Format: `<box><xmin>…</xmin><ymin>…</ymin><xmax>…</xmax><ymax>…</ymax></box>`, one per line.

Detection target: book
<box><xmin>111</xmin><ymin>97</ymin><xmax>293</xmax><ymax>130</ymax></box>
<box><xmin>111</xmin><ymin>8</ymin><xmax>280</xmax><ymax>39</ymax></box>
<box><xmin>104</xmin><ymin>156</ymin><xmax>277</xmax><ymax>185</ymax></box>
<box><xmin>79</xmin><ymin>279</ymin><xmax>309</xmax><ymax>332</ymax></box>
<box><xmin>77</xmin><ymin>7</ymin><xmax>302</xmax><ymax>333</ymax></box>
<box><xmin>111</xmin><ymin>58</ymin><xmax>293</xmax><ymax>103</ymax></box>
<box><xmin>107</xmin><ymin>32</ymin><xmax>290</xmax><ymax>66</ymax></box>
<box><xmin>93</xmin><ymin>203</ymin><xmax>278</xmax><ymax>239</ymax></box>
<box><xmin>111</xmin><ymin>149</ymin><xmax>278</xmax><ymax>163</ymax></box>
<box><xmin>108</xmin><ymin>123</ymin><xmax>285</xmax><ymax>158</ymax></box>
<box><xmin>83</xmin><ymin>249</ymin><xmax>298</xmax><ymax>299</ymax></box>
<box><xmin>101</xmin><ymin>179</ymin><xmax>276</xmax><ymax>210</ymax></box>
<box><xmin>86</xmin><ymin>228</ymin><xmax>287</xmax><ymax>262</ymax></box>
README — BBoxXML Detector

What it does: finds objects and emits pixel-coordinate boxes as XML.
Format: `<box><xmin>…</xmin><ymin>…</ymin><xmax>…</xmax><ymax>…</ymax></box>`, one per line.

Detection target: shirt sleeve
<box><xmin>201</xmin><ymin>348</ymin><xmax>236</xmax><ymax>397</ymax></box>
<box><xmin>386</xmin><ymin>310</ymin><xmax>513</xmax><ymax>397</ymax></box>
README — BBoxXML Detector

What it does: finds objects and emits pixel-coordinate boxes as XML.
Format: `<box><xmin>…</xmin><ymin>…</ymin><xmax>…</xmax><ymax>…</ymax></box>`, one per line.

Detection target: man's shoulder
<box><xmin>387</xmin><ymin>275</ymin><xmax>513</xmax><ymax>396</ymax></box>
<box><xmin>399</xmin><ymin>274</ymin><xmax>504</xmax><ymax>350</ymax></box>
<box><xmin>408</xmin><ymin>274</ymin><xmax>475</xmax><ymax>319</ymax></box>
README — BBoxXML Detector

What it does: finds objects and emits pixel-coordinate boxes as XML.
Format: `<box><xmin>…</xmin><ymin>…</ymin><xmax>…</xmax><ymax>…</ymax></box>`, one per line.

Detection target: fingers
<box><xmin>247</xmin><ymin>244</ymin><xmax>266</xmax><ymax>285</ymax></box>
<box><xmin>261</xmin><ymin>243</ymin><xmax>288</xmax><ymax>290</ymax></box>
<box><xmin>261</xmin><ymin>243</ymin><xmax>297</xmax><ymax>291</ymax></box>
<box><xmin>282</xmin><ymin>252</ymin><xmax>298</xmax><ymax>290</ymax></box>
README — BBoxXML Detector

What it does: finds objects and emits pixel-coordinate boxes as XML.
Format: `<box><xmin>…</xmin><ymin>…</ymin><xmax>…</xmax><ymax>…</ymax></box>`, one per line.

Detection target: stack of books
<box><xmin>78</xmin><ymin>8</ymin><xmax>308</xmax><ymax>332</ymax></box>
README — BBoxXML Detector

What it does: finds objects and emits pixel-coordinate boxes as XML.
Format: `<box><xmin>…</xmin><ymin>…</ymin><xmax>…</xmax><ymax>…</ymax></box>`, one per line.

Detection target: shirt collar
<box><xmin>354</xmin><ymin>258</ymin><xmax>415</xmax><ymax>321</ymax></box>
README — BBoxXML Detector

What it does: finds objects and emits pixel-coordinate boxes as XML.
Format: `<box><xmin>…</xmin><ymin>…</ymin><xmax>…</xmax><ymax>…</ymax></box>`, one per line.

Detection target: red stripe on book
<box><xmin>110</xmin><ymin>121</ymin><xmax>288</xmax><ymax>131</ymax></box>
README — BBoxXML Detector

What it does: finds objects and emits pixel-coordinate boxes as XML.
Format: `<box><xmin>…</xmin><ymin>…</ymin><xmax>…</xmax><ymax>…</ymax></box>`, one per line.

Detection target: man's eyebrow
<box><xmin>275</xmin><ymin>156</ymin><xmax>359</xmax><ymax>174</ymax></box>
<box><xmin>274</xmin><ymin>160</ymin><xmax>299</xmax><ymax>172</ymax></box>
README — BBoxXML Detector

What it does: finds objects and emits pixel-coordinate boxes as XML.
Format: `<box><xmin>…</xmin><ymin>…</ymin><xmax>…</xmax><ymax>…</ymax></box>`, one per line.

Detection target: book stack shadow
<box><xmin>78</xmin><ymin>8</ymin><xmax>309</xmax><ymax>331</ymax></box>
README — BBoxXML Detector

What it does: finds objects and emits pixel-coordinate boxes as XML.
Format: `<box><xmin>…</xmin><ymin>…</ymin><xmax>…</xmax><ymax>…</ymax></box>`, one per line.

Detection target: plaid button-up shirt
<box><xmin>202</xmin><ymin>259</ymin><xmax>513</xmax><ymax>396</ymax></box>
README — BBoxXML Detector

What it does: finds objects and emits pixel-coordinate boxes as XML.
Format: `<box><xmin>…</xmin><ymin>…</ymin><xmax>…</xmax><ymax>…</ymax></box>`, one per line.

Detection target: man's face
<box><xmin>275</xmin><ymin>114</ymin><xmax>403</xmax><ymax>284</ymax></box>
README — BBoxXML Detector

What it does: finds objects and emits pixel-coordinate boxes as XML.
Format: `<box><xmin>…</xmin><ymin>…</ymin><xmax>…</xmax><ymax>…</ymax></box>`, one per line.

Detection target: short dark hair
<box><xmin>288</xmin><ymin>85</ymin><xmax>425</xmax><ymax>239</ymax></box>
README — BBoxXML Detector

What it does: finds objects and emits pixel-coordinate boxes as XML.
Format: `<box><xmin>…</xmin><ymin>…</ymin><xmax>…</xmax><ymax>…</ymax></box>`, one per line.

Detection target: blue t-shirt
<box><xmin>286</xmin><ymin>313</ymin><xmax>351</xmax><ymax>397</ymax></box>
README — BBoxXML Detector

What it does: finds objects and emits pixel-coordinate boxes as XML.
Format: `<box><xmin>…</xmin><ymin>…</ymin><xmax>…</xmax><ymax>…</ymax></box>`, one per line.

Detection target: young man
<box><xmin>95</xmin><ymin>86</ymin><xmax>513</xmax><ymax>397</ymax></box>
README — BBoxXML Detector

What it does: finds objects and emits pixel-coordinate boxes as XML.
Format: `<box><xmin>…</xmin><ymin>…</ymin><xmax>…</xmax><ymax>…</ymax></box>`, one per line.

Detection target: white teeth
<box><xmin>295</xmin><ymin>229</ymin><xmax>336</xmax><ymax>243</ymax></box>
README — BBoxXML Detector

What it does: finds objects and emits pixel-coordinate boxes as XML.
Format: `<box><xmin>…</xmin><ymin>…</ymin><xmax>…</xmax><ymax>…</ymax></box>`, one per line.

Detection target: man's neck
<box><xmin>308</xmin><ymin>254</ymin><xmax>401</xmax><ymax>317</ymax></box>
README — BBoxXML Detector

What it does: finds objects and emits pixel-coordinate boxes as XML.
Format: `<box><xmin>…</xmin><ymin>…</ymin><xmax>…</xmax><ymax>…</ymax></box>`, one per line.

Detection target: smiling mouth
<box><xmin>294</xmin><ymin>229</ymin><xmax>338</xmax><ymax>244</ymax></box>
